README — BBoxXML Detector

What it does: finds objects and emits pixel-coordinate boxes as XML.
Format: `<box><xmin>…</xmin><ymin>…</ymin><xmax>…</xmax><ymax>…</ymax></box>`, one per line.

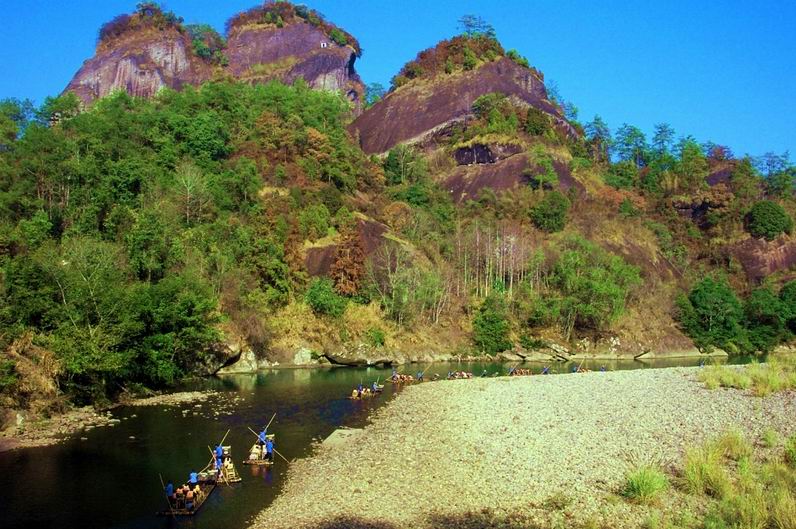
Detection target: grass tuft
<box><xmin>763</xmin><ymin>428</ymin><xmax>781</xmax><ymax>448</ymax></box>
<box><xmin>786</xmin><ymin>435</ymin><xmax>796</xmax><ymax>468</ymax></box>
<box><xmin>622</xmin><ymin>463</ymin><xmax>669</xmax><ymax>504</ymax></box>
<box><xmin>717</xmin><ymin>430</ymin><xmax>753</xmax><ymax>461</ymax></box>
<box><xmin>683</xmin><ymin>443</ymin><xmax>732</xmax><ymax>499</ymax></box>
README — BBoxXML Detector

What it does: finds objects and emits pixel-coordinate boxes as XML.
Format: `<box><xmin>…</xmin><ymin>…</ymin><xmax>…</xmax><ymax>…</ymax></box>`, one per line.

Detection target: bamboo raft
<box><xmin>157</xmin><ymin>474</ymin><xmax>217</xmax><ymax>516</ymax></box>
<box><xmin>220</xmin><ymin>445</ymin><xmax>242</xmax><ymax>482</ymax></box>
<box><xmin>243</xmin><ymin>434</ymin><xmax>276</xmax><ymax>466</ymax></box>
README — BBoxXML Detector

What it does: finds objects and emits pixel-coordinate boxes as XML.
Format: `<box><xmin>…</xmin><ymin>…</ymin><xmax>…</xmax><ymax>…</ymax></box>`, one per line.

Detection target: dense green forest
<box><xmin>2</xmin><ymin>26</ymin><xmax>796</xmax><ymax>411</ymax></box>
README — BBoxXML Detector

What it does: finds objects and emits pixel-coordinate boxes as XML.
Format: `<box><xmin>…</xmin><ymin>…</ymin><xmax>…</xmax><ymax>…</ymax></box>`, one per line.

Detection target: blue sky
<box><xmin>1</xmin><ymin>0</ymin><xmax>794</xmax><ymax>157</ymax></box>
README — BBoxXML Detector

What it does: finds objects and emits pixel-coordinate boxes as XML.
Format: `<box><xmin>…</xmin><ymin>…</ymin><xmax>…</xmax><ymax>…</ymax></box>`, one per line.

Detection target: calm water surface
<box><xmin>0</xmin><ymin>357</ymin><xmax>748</xmax><ymax>529</ymax></box>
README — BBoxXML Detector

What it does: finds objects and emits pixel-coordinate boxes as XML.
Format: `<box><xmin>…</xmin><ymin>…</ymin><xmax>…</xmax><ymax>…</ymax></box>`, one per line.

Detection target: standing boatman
<box><xmin>265</xmin><ymin>437</ymin><xmax>274</xmax><ymax>462</ymax></box>
<box><xmin>189</xmin><ymin>469</ymin><xmax>198</xmax><ymax>487</ymax></box>
<box><xmin>257</xmin><ymin>428</ymin><xmax>267</xmax><ymax>446</ymax></box>
<box><xmin>165</xmin><ymin>480</ymin><xmax>175</xmax><ymax>499</ymax></box>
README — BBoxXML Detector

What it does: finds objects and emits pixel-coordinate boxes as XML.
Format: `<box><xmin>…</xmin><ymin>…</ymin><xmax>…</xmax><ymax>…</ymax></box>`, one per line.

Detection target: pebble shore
<box><xmin>252</xmin><ymin>367</ymin><xmax>796</xmax><ymax>529</ymax></box>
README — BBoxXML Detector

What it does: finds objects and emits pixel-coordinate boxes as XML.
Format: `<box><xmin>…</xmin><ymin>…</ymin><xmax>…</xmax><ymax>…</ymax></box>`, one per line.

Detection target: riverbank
<box><xmin>0</xmin><ymin>390</ymin><xmax>220</xmax><ymax>453</ymax></box>
<box><xmin>251</xmin><ymin>366</ymin><xmax>796</xmax><ymax>529</ymax></box>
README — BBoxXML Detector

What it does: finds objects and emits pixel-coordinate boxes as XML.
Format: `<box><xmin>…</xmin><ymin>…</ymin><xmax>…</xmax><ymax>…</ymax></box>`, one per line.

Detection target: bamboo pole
<box><xmin>272</xmin><ymin>448</ymin><xmax>290</xmax><ymax>464</ymax></box>
<box><xmin>218</xmin><ymin>428</ymin><xmax>231</xmax><ymax>446</ymax></box>
<box><xmin>159</xmin><ymin>473</ymin><xmax>176</xmax><ymax>518</ymax></box>
<box><xmin>263</xmin><ymin>413</ymin><xmax>276</xmax><ymax>432</ymax></box>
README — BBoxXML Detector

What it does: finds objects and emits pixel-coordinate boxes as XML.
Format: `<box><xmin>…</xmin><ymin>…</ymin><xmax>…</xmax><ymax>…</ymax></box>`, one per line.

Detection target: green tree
<box><xmin>651</xmin><ymin>123</ymin><xmax>675</xmax><ymax>156</ymax></box>
<box><xmin>744</xmin><ymin>287</ymin><xmax>785</xmax><ymax>352</ymax></box>
<box><xmin>531</xmin><ymin>191</ymin><xmax>569</xmax><ymax>232</ymax></box>
<box><xmin>551</xmin><ymin>237</ymin><xmax>641</xmax><ymax>339</ymax></box>
<box><xmin>746</xmin><ymin>200</ymin><xmax>793</xmax><ymax>240</ymax></box>
<box><xmin>677</xmin><ymin>277</ymin><xmax>746</xmax><ymax>353</ymax></box>
<box><xmin>305</xmin><ymin>277</ymin><xmax>347</xmax><ymax>317</ymax></box>
<box><xmin>614</xmin><ymin>124</ymin><xmax>647</xmax><ymax>168</ymax></box>
<box><xmin>473</xmin><ymin>293</ymin><xmax>512</xmax><ymax>354</ymax></box>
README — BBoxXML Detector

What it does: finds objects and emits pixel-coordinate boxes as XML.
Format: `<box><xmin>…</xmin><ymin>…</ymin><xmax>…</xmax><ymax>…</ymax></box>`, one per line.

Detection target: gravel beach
<box><xmin>252</xmin><ymin>367</ymin><xmax>796</xmax><ymax>529</ymax></box>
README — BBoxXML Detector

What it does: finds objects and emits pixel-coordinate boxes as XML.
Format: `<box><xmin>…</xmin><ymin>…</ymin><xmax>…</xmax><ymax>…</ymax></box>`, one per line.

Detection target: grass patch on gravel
<box><xmin>786</xmin><ymin>434</ymin><xmax>796</xmax><ymax>467</ymax></box>
<box><xmin>698</xmin><ymin>357</ymin><xmax>796</xmax><ymax>396</ymax></box>
<box><xmin>622</xmin><ymin>463</ymin><xmax>669</xmax><ymax>504</ymax></box>
<box><xmin>683</xmin><ymin>442</ymin><xmax>732</xmax><ymax>498</ymax></box>
<box><xmin>639</xmin><ymin>431</ymin><xmax>796</xmax><ymax>529</ymax></box>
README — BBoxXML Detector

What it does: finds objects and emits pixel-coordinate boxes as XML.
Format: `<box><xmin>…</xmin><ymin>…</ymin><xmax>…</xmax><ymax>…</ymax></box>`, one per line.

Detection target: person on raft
<box><xmin>416</xmin><ymin>371</ymin><xmax>424</xmax><ymax>381</ymax></box>
<box><xmin>265</xmin><ymin>437</ymin><xmax>274</xmax><ymax>461</ymax></box>
<box><xmin>391</xmin><ymin>368</ymin><xmax>398</xmax><ymax>381</ymax></box>
<box><xmin>189</xmin><ymin>470</ymin><xmax>198</xmax><ymax>488</ymax></box>
<box><xmin>372</xmin><ymin>381</ymin><xmax>380</xmax><ymax>392</ymax></box>
<box><xmin>257</xmin><ymin>428</ymin><xmax>268</xmax><ymax>446</ymax></box>
<box><xmin>541</xmin><ymin>366</ymin><xmax>550</xmax><ymax>375</ymax></box>
<box><xmin>165</xmin><ymin>480</ymin><xmax>174</xmax><ymax>499</ymax></box>
<box><xmin>357</xmin><ymin>383</ymin><xmax>364</xmax><ymax>398</ymax></box>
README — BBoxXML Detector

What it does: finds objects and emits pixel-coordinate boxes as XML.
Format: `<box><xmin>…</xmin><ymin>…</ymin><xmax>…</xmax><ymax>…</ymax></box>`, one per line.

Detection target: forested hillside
<box><xmin>2</xmin><ymin>4</ymin><xmax>796</xmax><ymax>416</ymax></box>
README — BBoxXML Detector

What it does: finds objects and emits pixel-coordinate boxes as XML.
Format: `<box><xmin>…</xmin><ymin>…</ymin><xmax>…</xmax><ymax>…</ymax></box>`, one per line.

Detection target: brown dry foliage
<box><xmin>2</xmin><ymin>333</ymin><xmax>64</xmax><ymax>414</ymax></box>
<box><xmin>331</xmin><ymin>228</ymin><xmax>366</xmax><ymax>295</ymax></box>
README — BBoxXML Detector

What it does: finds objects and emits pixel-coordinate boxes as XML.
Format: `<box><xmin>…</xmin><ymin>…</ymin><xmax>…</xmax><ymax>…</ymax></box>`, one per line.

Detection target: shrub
<box><xmin>746</xmin><ymin>200</ymin><xmax>793</xmax><ymax>240</ymax></box>
<box><xmin>525</xmin><ymin>107</ymin><xmax>551</xmax><ymax>136</ymax></box>
<box><xmin>305</xmin><ymin>278</ymin><xmax>347</xmax><ymax>318</ymax></box>
<box><xmin>622</xmin><ymin>464</ymin><xmax>668</xmax><ymax>504</ymax></box>
<box><xmin>531</xmin><ymin>190</ymin><xmax>569</xmax><ymax>232</ymax></box>
<box><xmin>366</xmin><ymin>327</ymin><xmax>385</xmax><ymax>347</ymax></box>
<box><xmin>473</xmin><ymin>293</ymin><xmax>512</xmax><ymax>354</ymax></box>
<box><xmin>605</xmin><ymin>160</ymin><xmax>638</xmax><ymax>189</ymax></box>
<box><xmin>506</xmin><ymin>49</ymin><xmax>530</xmax><ymax>68</ymax></box>
<box><xmin>328</xmin><ymin>28</ymin><xmax>348</xmax><ymax>46</ymax></box>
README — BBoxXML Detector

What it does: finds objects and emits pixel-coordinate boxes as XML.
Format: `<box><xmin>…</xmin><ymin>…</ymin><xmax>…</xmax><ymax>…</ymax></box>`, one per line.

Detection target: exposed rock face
<box><xmin>732</xmin><ymin>236</ymin><xmax>796</xmax><ymax>283</ymax></box>
<box><xmin>445</xmin><ymin>153</ymin><xmax>584</xmax><ymax>203</ymax></box>
<box><xmin>226</xmin><ymin>22</ymin><xmax>363</xmax><ymax>105</ymax></box>
<box><xmin>305</xmin><ymin>217</ymin><xmax>389</xmax><ymax>276</ymax></box>
<box><xmin>65</xmin><ymin>19</ymin><xmax>363</xmax><ymax>107</ymax></box>
<box><xmin>65</xmin><ymin>29</ymin><xmax>213</xmax><ymax>104</ymax></box>
<box><xmin>453</xmin><ymin>143</ymin><xmax>523</xmax><ymax>165</ymax></box>
<box><xmin>349</xmin><ymin>57</ymin><xmax>575</xmax><ymax>155</ymax></box>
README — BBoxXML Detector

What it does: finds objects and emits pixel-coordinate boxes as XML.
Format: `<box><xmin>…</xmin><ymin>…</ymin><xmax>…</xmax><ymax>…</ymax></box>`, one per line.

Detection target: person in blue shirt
<box><xmin>215</xmin><ymin>443</ymin><xmax>224</xmax><ymax>460</ymax></box>
<box><xmin>189</xmin><ymin>470</ymin><xmax>198</xmax><ymax>486</ymax></box>
<box><xmin>481</xmin><ymin>369</ymin><xmax>488</xmax><ymax>377</ymax></box>
<box><xmin>258</xmin><ymin>429</ymin><xmax>267</xmax><ymax>446</ymax></box>
<box><xmin>600</xmin><ymin>365</ymin><xmax>606</xmax><ymax>372</ymax></box>
<box><xmin>165</xmin><ymin>480</ymin><xmax>174</xmax><ymax>498</ymax></box>
<box><xmin>371</xmin><ymin>381</ymin><xmax>380</xmax><ymax>392</ymax></box>
<box><xmin>357</xmin><ymin>383</ymin><xmax>363</xmax><ymax>398</ymax></box>
<box><xmin>572</xmin><ymin>365</ymin><xmax>579</xmax><ymax>373</ymax></box>
<box><xmin>541</xmin><ymin>366</ymin><xmax>550</xmax><ymax>375</ymax></box>
<box><xmin>265</xmin><ymin>438</ymin><xmax>274</xmax><ymax>461</ymax></box>
<box><xmin>508</xmin><ymin>367</ymin><xmax>516</xmax><ymax>376</ymax></box>
<box><xmin>416</xmin><ymin>371</ymin><xmax>423</xmax><ymax>381</ymax></box>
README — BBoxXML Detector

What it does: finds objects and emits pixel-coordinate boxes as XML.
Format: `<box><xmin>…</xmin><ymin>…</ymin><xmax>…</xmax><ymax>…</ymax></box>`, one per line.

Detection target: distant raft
<box><xmin>243</xmin><ymin>434</ymin><xmax>276</xmax><ymax>466</ymax></box>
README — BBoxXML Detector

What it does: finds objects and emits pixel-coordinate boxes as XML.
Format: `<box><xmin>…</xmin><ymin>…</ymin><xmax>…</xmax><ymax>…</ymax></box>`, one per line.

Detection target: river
<box><xmin>0</xmin><ymin>357</ymin><xmax>743</xmax><ymax>529</ymax></box>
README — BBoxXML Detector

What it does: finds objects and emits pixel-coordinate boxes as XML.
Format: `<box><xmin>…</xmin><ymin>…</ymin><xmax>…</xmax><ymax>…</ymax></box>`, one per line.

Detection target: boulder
<box><xmin>217</xmin><ymin>349</ymin><xmax>259</xmax><ymax>375</ymax></box>
<box><xmin>292</xmin><ymin>348</ymin><xmax>315</xmax><ymax>366</ymax></box>
<box><xmin>497</xmin><ymin>352</ymin><xmax>524</xmax><ymax>363</ymax></box>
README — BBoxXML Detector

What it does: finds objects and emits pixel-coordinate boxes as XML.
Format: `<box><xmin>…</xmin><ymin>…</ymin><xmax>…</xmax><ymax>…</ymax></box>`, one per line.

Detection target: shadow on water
<box><xmin>0</xmin><ymin>357</ymin><xmax>753</xmax><ymax>529</ymax></box>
